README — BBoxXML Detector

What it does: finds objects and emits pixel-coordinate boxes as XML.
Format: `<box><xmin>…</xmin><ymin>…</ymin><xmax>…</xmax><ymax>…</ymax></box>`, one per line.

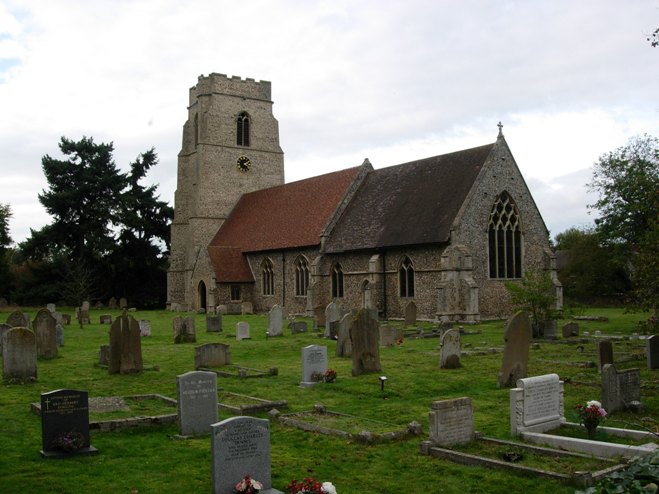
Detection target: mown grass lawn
<box><xmin>1</xmin><ymin>307</ymin><xmax>656</xmax><ymax>494</ymax></box>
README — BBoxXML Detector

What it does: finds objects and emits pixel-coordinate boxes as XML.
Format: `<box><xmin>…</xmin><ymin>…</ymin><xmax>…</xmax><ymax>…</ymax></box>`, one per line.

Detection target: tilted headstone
<box><xmin>206</xmin><ymin>314</ymin><xmax>222</xmax><ymax>333</ymax></box>
<box><xmin>428</xmin><ymin>397</ymin><xmax>474</xmax><ymax>447</ymax></box>
<box><xmin>109</xmin><ymin>314</ymin><xmax>143</xmax><ymax>374</ymax></box>
<box><xmin>33</xmin><ymin>309</ymin><xmax>58</xmax><ymax>360</ymax></box>
<box><xmin>598</xmin><ymin>340</ymin><xmax>614</xmax><ymax>373</ymax></box>
<box><xmin>313</xmin><ymin>306</ymin><xmax>325</xmax><ymax>330</ymax></box>
<box><xmin>99</xmin><ymin>314</ymin><xmax>113</xmax><ymax>324</ymax></box>
<box><xmin>440</xmin><ymin>328</ymin><xmax>461</xmax><ymax>369</ymax></box>
<box><xmin>6</xmin><ymin>309</ymin><xmax>28</xmax><ymax>328</ymax></box>
<box><xmin>335</xmin><ymin>313</ymin><xmax>353</xmax><ymax>358</ymax></box>
<box><xmin>46</xmin><ymin>303</ymin><xmax>56</xmax><ymax>313</ymax></box>
<box><xmin>173</xmin><ymin>316</ymin><xmax>196</xmax><ymax>343</ymax></box>
<box><xmin>119</xmin><ymin>298</ymin><xmax>127</xmax><ymax>309</ymax></box>
<box><xmin>300</xmin><ymin>345</ymin><xmax>328</xmax><ymax>387</ymax></box>
<box><xmin>350</xmin><ymin>309</ymin><xmax>381</xmax><ymax>376</ymax></box>
<box><xmin>601</xmin><ymin>364</ymin><xmax>641</xmax><ymax>414</ymax></box>
<box><xmin>404</xmin><ymin>301</ymin><xmax>417</xmax><ymax>327</ymax></box>
<box><xmin>211</xmin><ymin>416</ymin><xmax>283</xmax><ymax>494</ymax></box>
<box><xmin>55</xmin><ymin>324</ymin><xmax>64</xmax><ymax>347</ymax></box>
<box><xmin>510</xmin><ymin>373</ymin><xmax>564</xmax><ymax>435</ymax></box>
<box><xmin>288</xmin><ymin>321</ymin><xmax>308</xmax><ymax>334</ymax></box>
<box><xmin>497</xmin><ymin>311</ymin><xmax>532</xmax><ymax>388</ymax></box>
<box><xmin>40</xmin><ymin>389</ymin><xmax>96</xmax><ymax>457</ymax></box>
<box><xmin>241</xmin><ymin>301</ymin><xmax>253</xmax><ymax>315</ymax></box>
<box><xmin>139</xmin><ymin>319</ymin><xmax>151</xmax><ymax>337</ymax></box>
<box><xmin>236</xmin><ymin>322</ymin><xmax>250</xmax><ymax>340</ymax></box>
<box><xmin>647</xmin><ymin>335</ymin><xmax>659</xmax><ymax>370</ymax></box>
<box><xmin>561</xmin><ymin>322</ymin><xmax>579</xmax><ymax>338</ymax></box>
<box><xmin>195</xmin><ymin>343</ymin><xmax>231</xmax><ymax>369</ymax></box>
<box><xmin>177</xmin><ymin>370</ymin><xmax>218</xmax><ymax>436</ymax></box>
<box><xmin>108</xmin><ymin>297</ymin><xmax>118</xmax><ymax>309</ymax></box>
<box><xmin>2</xmin><ymin>327</ymin><xmax>37</xmax><ymax>382</ymax></box>
<box><xmin>268</xmin><ymin>304</ymin><xmax>284</xmax><ymax>337</ymax></box>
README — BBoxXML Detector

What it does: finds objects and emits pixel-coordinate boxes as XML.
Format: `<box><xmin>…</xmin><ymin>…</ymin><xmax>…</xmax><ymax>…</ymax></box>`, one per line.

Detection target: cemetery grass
<box><xmin>1</xmin><ymin>307</ymin><xmax>656</xmax><ymax>494</ymax></box>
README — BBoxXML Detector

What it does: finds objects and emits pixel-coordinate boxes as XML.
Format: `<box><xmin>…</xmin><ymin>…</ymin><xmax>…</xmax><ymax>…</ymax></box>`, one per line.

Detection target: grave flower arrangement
<box><xmin>287</xmin><ymin>477</ymin><xmax>337</xmax><ymax>494</ymax></box>
<box><xmin>52</xmin><ymin>430</ymin><xmax>86</xmax><ymax>452</ymax></box>
<box><xmin>234</xmin><ymin>475</ymin><xmax>263</xmax><ymax>493</ymax></box>
<box><xmin>576</xmin><ymin>400</ymin><xmax>607</xmax><ymax>439</ymax></box>
<box><xmin>323</xmin><ymin>369</ymin><xmax>337</xmax><ymax>383</ymax></box>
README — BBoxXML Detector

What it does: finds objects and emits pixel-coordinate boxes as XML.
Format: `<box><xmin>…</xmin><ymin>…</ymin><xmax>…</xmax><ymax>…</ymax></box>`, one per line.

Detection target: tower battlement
<box><xmin>189</xmin><ymin>73</ymin><xmax>272</xmax><ymax>105</ymax></box>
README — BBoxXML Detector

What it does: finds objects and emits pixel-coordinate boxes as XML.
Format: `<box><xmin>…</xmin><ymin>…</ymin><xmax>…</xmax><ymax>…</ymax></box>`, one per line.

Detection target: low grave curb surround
<box><xmin>218</xmin><ymin>391</ymin><xmax>288</xmax><ymax>414</ymax></box>
<box><xmin>200</xmin><ymin>364</ymin><xmax>278</xmax><ymax>379</ymax></box>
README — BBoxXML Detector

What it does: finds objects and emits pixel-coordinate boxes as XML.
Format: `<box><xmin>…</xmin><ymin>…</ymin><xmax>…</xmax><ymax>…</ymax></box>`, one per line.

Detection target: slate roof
<box><xmin>208</xmin><ymin>166</ymin><xmax>363</xmax><ymax>282</ymax></box>
<box><xmin>322</xmin><ymin>143</ymin><xmax>495</xmax><ymax>252</ymax></box>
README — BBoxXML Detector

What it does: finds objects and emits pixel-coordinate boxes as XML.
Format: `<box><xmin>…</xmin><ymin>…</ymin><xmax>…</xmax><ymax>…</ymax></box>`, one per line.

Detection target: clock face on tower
<box><xmin>236</xmin><ymin>155</ymin><xmax>251</xmax><ymax>172</ymax></box>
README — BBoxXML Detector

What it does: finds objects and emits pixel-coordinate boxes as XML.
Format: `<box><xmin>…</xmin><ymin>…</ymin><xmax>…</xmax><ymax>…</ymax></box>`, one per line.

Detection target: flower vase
<box><xmin>584</xmin><ymin>419</ymin><xmax>599</xmax><ymax>440</ymax></box>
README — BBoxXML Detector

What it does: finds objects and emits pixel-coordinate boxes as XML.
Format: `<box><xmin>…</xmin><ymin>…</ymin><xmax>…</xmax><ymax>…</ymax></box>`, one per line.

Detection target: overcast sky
<box><xmin>1</xmin><ymin>0</ymin><xmax>658</xmax><ymax>245</ymax></box>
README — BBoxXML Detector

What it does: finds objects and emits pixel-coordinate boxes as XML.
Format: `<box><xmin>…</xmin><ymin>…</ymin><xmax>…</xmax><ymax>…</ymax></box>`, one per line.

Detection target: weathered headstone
<box><xmin>99</xmin><ymin>345</ymin><xmax>110</xmax><ymax>366</ymax></box>
<box><xmin>139</xmin><ymin>319</ymin><xmax>151</xmax><ymax>337</ymax></box>
<box><xmin>173</xmin><ymin>316</ymin><xmax>196</xmax><ymax>343</ymax></box>
<box><xmin>313</xmin><ymin>306</ymin><xmax>325</xmax><ymax>330</ymax></box>
<box><xmin>177</xmin><ymin>370</ymin><xmax>218</xmax><ymax>436</ymax></box>
<box><xmin>62</xmin><ymin>314</ymin><xmax>71</xmax><ymax>325</ymax></box>
<box><xmin>404</xmin><ymin>301</ymin><xmax>417</xmax><ymax>326</ymax></box>
<box><xmin>94</xmin><ymin>301</ymin><xmax>103</xmax><ymax>310</ymax></box>
<box><xmin>336</xmin><ymin>313</ymin><xmax>353</xmax><ymax>358</ymax></box>
<box><xmin>288</xmin><ymin>321</ymin><xmax>308</xmax><ymax>334</ymax></box>
<box><xmin>195</xmin><ymin>343</ymin><xmax>231</xmax><ymax>369</ymax></box>
<box><xmin>216</xmin><ymin>304</ymin><xmax>228</xmax><ymax>315</ymax></box>
<box><xmin>40</xmin><ymin>389</ymin><xmax>97</xmax><ymax>457</ymax></box>
<box><xmin>324</xmin><ymin>302</ymin><xmax>342</xmax><ymax>338</ymax></box>
<box><xmin>99</xmin><ymin>314</ymin><xmax>113</xmax><ymax>324</ymax></box>
<box><xmin>267</xmin><ymin>304</ymin><xmax>284</xmax><ymax>337</ymax></box>
<box><xmin>350</xmin><ymin>309</ymin><xmax>381</xmax><ymax>376</ymax></box>
<box><xmin>300</xmin><ymin>345</ymin><xmax>328</xmax><ymax>387</ymax></box>
<box><xmin>6</xmin><ymin>309</ymin><xmax>28</xmax><ymax>328</ymax></box>
<box><xmin>0</xmin><ymin>297</ymin><xmax>7</xmax><ymax>308</ymax></box>
<box><xmin>77</xmin><ymin>308</ymin><xmax>90</xmax><ymax>325</ymax></box>
<box><xmin>33</xmin><ymin>308</ymin><xmax>58</xmax><ymax>360</ymax></box>
<box><xmin>0</xmin><ymin>322</ymin><xmax>10</xmax><ymax>353</ymax></box>
<box><xmin>647</xmin><ymin>335</ymin><xmax>659</xmax><ymax>370</ymax></box>
<box><xmin>46</xmin><ymin>303</ymin><xmax>56</xmax><ymax>313</ymax></box>
<box><xmin>439</xmin><ymin>328</ymin><xmax>461</xmax><ymax>369</ymax></box>
<box><xmin>542</xmin><ymin>319</ymin><xmax>557</xmax><ymax>339</ymax></box>
<box><xmin>108</xmin><ymin>297</ymin><xmax>118</xmax><ymax>309</ymax></box>
<box><xmin>55</xmin><ymin>323</ymin><xmax>64</xmax><ymax>347</ymax></box>
<box><xmin>598</xmin><ymin>340</ymin><xmax>614</xmax><ymax>373</ymax></box>
<box><xmin>561</xmin><ymin>322</ymin><xmax>579</xmax><ymax>338</ymax></box>
<box><xmin>2</xmin><ymin>327</ymin><xmax>37</xmax><ymax>382</ymax></box>
<box><xmin>379</xmin><ymin>325</ymin><xmax>398</xmax><ymax>347</ymax></box>
<box><xmin>510</xmin><ymin>373</ymin><xmax>564</xmax><ymax>435</ymax></box>
<box><xmin>497</xmin><ymin>311</ymin><xmax>532</xmax><ymax>388</ymax></box>
<box><xmin>601</xmin><ymin>364</ymin><xmax>641</xmax><ymax>414</ymax></box>
<box><xmin>428</xmin><ymin>397</ymin><xmax>474</xmax><ymax>446</ymax></box>
<box><xmin>211</xmin><ymin>416</ymin><xmax>283</xmax><ymax>494</ymax></box>
<box><xmin>236</xmin><ymin>321</ymin><xmax>250</xmax><ymax>340</ymax></box>
<box><xmin>241</xmin><ymin>301</ymin><xmax>254</xmax><ymax>315</ymax></box>
<box><xmin>206</xmin><ymin>314</ymin><xmax>222</xmax><ymax>333</ymax></box>
<box><xmin>109</xmin><ymin>314</ymin><xmax>143</xmax><ymax>374</ymax></box>
<box><xmin>119</xmin><ymin>297</ymin><xmax>128</xmax><ymax>309</ymax></box>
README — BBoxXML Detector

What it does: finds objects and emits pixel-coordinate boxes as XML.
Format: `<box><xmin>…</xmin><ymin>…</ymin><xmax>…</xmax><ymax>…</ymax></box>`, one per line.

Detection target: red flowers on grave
<box><xmin>576</xmin><ymin>400</ymin><xmax>607</xmax><ymax>439</ymax></box>
<box><xmin>234</xmin><ymin>475</ymin><xmax>263</xmax><ymax>493</ymax></box>
<box><xmin>287</xmin><ymin>477</ymin><xmax>337</xmax><ymax>494</ymax></box>
<box><xmin>323</xmin><ymin>369</ymin><xmax>337</xmax><ymax>383</ymax></box>
<box><xmin>52</xmin><ymin>430</ymin><xmax>86</xmax><ymax>452</ymax></box>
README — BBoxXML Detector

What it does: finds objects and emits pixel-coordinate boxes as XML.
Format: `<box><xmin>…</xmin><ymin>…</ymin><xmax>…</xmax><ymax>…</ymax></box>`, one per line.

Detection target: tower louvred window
<box><xmin>237</xmin><ymin>112</ymin><xmax>250</xmax><ymax>147</ymax></box>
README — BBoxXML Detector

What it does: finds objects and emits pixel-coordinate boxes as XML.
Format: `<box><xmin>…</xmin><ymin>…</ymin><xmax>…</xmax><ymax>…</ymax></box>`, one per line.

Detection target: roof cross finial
<box><xmin>497</xmin><ymin>121</ymin><xmax>504</xmax><ymax>138</ymax></box>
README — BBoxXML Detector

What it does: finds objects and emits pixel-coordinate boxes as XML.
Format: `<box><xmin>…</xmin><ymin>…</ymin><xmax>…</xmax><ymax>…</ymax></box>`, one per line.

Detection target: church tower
<box><xmin>167</xmin><ymin>73</ymin><xmax>285</xmax><ymax>310</ymax></box>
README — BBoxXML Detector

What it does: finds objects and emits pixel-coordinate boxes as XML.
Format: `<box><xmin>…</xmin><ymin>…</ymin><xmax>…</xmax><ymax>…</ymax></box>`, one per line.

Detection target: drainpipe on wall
<box><xmin>282</xmin><ymin>252</ymin><xmax>286</xmax><ymax>308</ymax></box>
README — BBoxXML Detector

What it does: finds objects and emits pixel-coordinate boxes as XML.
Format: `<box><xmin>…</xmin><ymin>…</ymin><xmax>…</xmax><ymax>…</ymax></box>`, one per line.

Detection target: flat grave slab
<box><xmin>217</xmin><ymin>390</ymin><xmax>288</xmax><ymax>415</ymax></box>
<box><xmin>200</xmin><ymin>364</ymin><xmax>278</xmax><ymax>379</ymax></box>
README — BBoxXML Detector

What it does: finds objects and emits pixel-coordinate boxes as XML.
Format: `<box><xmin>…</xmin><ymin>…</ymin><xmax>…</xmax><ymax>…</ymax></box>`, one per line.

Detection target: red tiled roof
<box><xmin>208</xmin><ymin>166</ymin><xmax>362</xmax><ymax>282</ymax></box>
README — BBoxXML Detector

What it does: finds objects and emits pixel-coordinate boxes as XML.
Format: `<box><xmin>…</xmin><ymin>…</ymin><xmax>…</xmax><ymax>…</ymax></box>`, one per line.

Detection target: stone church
<box><xmin>167</xmin><ymin>73</ymin><xmax>562</xmax><ymax>321</ymax></box>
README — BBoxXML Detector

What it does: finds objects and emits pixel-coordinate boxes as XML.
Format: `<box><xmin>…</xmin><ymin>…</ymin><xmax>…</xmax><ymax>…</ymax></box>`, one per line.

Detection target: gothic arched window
<box><xmin>295</xmin><ymin>256</ymin><xmax>310</xmax><ymax>297</ymax></box>
<box><xmin>261</xmin><ymin>258</ymin><xmax>274</xmax><ymax>296</ymax></box>
<box><xmin>193</xmin><ymin>113</ymin><xmax>199</xmax><ymax>147</ymax></box>
<box><xmin>488</xmin><ymin>192</ymin><xmax>522</xmax><ymax>279</ymax></box>
<box><xmin>331</xmin><ymin>263</ymin><xmax>344</xmax><ymax>299</ymax></box>
<box><xmin>399</xmin><ymin>256</ymin><xmax>415</xmax><ymax>298</ymax></box>
<box><xmin>237</xmin><ymin>112</ymin><xmax>250</xmax><ymax>147</ymax></box>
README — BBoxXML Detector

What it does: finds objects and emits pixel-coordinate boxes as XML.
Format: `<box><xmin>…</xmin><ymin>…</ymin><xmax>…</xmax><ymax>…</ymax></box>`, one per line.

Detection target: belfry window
<box><xmin>261</xmin><ymin>258</ymin><xmax>274</xmax><ymax>296</ymax></box>
<box><xmin>193</xmin><ymin>113</ymin><xmax>199</xmax><ymax>147</ymax></box>
<box><xmin>295</xmin><ymin>256</ymin><xmax>309</xmax><ymax>296</ymax></box>
<box><xmin>237</xmin><ymin>112</ymin><xmax>250</xmax><ymax>147</ymax></box>
<box><xmin>399</xmin><ymin>256</ymin><xmax>415</xmax><ymax>297</ymax></box>
<box><xmin>488</xmin><ymin>192</ymin><xmax>522</xmax><ymax>279</ymax></box>
<box><xmin>331</xmin><ymin>263</ymin><xmax>344</xmax><ymax>299</ymax></box>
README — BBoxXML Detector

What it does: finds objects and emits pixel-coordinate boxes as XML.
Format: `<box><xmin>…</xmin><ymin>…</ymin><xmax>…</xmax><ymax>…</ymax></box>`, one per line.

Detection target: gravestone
<box><xmin>379</xmin><ymin>325</ymin><xmax>400</xmax><ymax>347</ymax></box>
<box><xmin>288</xmin><ymin>321</ymin><xmax>308</xmax><ymax>334</ymax></box>
<box><xmin>267</xmin><ymin>304</ymin><xmax>284</xmax><ymax>337</ymax></box>
<box><xmin>173</xmin><ymin>316</ymin><xmax>196</xmax><ymax>343</ymax></box>
<box><xmin>0</xmin><ymin>322</ymin><xmax>10</xmax><ymax>353</ymax></box>
<box><xmin>99</xmin><ymin>314</ymin><xmax>113</xmax><ymax>324</ymax></box>
<box><xmin>211</xmin><ymin>416</ymin><xmax>283</xmax><ymax>494</ymax></box>
<box><xmin>300</xmin><ymin>345</ymin><xmax>328</xmax><ymax>387</ymax></box>
<box><xmin>0</xmin><ymin>297</ymin><xmax>7</xmax><ymax>308</ymax></box>
<box><xmin>77</xmin><ymin>308</ymin><xmax>90</xmax><ymax>325</ymax></box>
<box><xmin>108</xmin><ymin>297</ymin><xmax>117</xmax><ymax>309</ymax></box>
<box><xmin>52</xmin><ymin>311</ymin><xmax>64</xmax><ymax>325</ymax></box>
<box><xmin>40</xmin><ymin>389</ymin><xmax>97</xmax><ymax>457</ymax></box>
<box><xmin>601</xmin><ymin>364</ymin><xmax>641</xmax><ymax>414</ymax></box>
<box><xmin>2</xmin><ymin>327</ymin><xmax>37</xmax><ymax>382</ymax></box>
<box><xmin>350</xmin><ymin>309</ymin><xmax>381</xmax><ymax>376</ymax></box>
<box><xmin>62</xmin><ymin>314</ymin><xmax>71</xmax><ymax>325</ymax></box>
<box><xmin>177</xmin><ymin>370</ymin><xmax>218</xmax><ymax>436</ymax></box>
<box><xmin>6</xmin><ymin>309</ymin><xmax>27</xmax><ymax>328</ymax></box>
<box><xmin>324</xmin><ymin>302</ymin><xmax>342</xmax><ymax>338</ymax></box>
<box><xmin>119</xmin><ymin>297</ymin><xmax>128</xmax><ymax>309</ymax></box>
<box><xmin>55</xmin><ymin>323</ymin><xmax>64</xmax><ymax>347</ymax></box>
<box><xmin>195</xmin><ymin>343</ymin><xmax>231</xmax><ymax>369</ymax></box>
<box><xmin>647</xmin><ymin>335</ymin><xmax>659</xmax><ymax>370</ymax></box>
<box><xmin>542</xmin><ymin>319</ymin><xmax>557</xmax><ymax>339</ymax></box>
<box><xmin>561</xmin><ymin>322</ymin><xmax>579</xmax><ymax>338</ymax></box>
<box><xmin>206</xmin><ymin>314</ymin><xmax>222</xmax><ymax>333</ymax></box>
<box><xmin>81</xmin><ymin>301</ymin><xmax>90</xmax><ymax>312</ymax></box>
<box><xmin>439</xmin><ymin>328</ymin><xmax>461</xmax><ymax>369</ymax></box>
<box><xmin>94</xmin><ymin>301</ymin><xmax>103</xmax><ymax>309</ymax></box>
<box><xmin>236</xmin><ymin>322</ymin><xmax>250</xmax><ymax>340</ymax></box>
<box><xmin>427</xmin><ymin>397</ymin><xmax>474</xmax><ymax>447</ymax></box>
<box><xmin>497</xmin><ymin>311</ymin><xmax>532</xmax><ymax>388</ymax></box>
<box><xmin>33</xmin><ymin>308</ymin><xmax>58</xmax><ymax>360</ymax></box>
<box><xmin>510</xmin><ymin>373</ymin><xmax>564</xmax><ymax>435</ymax></box>
<box><xmin>313</xmin><ymin>306</ymin><xmax>325</xmax><ymax>330</ymax></box>
<box><xmin>241</xmin><ymin>301</ymin><xmax>254</xmax><ymax>315</ymax></box>
<box><xmin>109</xmin><ymin>313</ymin><xmax>143</xmax><ymax>374</ymax></box>
<box><xmin>99</xmin><ymin>345</ymin><xmax>110</xmax><ymax>366</ymax></box>
<box><xmin>335</xmin><ymin>313</ymin><xmax>353</xmax><ymax>358</ymax></box>
<box><xmin>598</xmin><ymin>340</ymin><xmax>614</xmax><ymax>373</ymax></box>
<box><xmin>46</xmin><ymin>303</ymin><xmax>56</xmax><ymax>313</ymax></box>
<box><xmin>139</xmin><ymin>319</ymin><xmax>151</xmax><ymax>337</ymax></box>
<box><xmin>404</xmin><ymin>301</ymin><xmax>417</xmax><ymax>326</ymax></box>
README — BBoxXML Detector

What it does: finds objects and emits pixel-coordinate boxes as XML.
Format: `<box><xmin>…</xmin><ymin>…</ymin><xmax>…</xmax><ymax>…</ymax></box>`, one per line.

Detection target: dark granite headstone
<box><xmin>288</xmin><ymin>321</ymin><xmax>308</xmax><ymax>334</ymax></box>
<box><xmin>598</xmin><ymin>340</ymin><xmax>614</xmax><ymax>373</ymax></box>
<box><xmin>40</xmin><ymin>389</ymin><xmax>97</xmax><ymax>457</ymax></box>
<box><xmin>647</xmin><ymin>335</ymin><xmax>659</xmax><ymax>370</ymax></box>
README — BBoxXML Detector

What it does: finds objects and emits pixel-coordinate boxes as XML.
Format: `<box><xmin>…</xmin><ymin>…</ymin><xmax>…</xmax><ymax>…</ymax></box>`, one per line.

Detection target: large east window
<box><xmin>488</xmin><ymin>192</ymin><xmax>522</xmax><ymax>279</ymax></box>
